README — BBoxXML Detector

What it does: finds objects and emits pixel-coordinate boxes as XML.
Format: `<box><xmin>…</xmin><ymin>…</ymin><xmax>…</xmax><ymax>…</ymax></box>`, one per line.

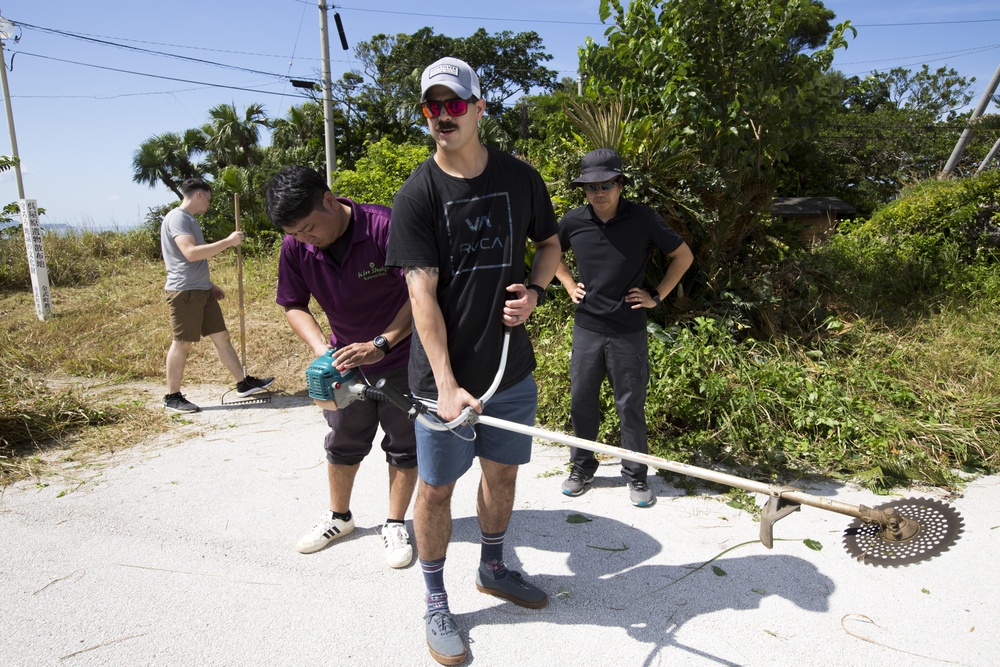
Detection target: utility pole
<box><xmin>318</xmin><ymin>1</ymin><xmax>336</xmax><ymax>189</ymax></box>
<box><xmin>0</xmin><ymin>17</ymin><xmax>52</xmax><ymax>321</ymax></box>
<box><xmin>975</xmin><ymin>137</ymin><xmax>1000</xmax><ymax>175</ymax></box>
<box><xmin>940</xmin><ymin>61</ymin><xmax>1000</xmax><ymax>179</ymax></box>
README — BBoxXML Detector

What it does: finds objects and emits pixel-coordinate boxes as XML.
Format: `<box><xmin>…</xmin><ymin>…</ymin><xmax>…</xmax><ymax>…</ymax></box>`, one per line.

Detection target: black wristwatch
<box><xmin>648</xmin><ymin>289</ymin><xmax>662</xmax><ymax>306</ymax></box>
<box><xmin>526</xmin><ymin>283</ymin><xmax>547</xmax><ymax>307</ymax></box>
<box><xmin>373</xmin><ymin>335</ymin><xmax>391</xmax><ymax>355</ymax></box>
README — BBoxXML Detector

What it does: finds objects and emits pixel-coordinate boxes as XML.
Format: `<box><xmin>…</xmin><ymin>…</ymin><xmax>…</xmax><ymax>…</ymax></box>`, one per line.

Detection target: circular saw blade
<box><xmin>843</xmin><ymin>498</ymin><xmax>964</xmax><ymax>567</ymax></box>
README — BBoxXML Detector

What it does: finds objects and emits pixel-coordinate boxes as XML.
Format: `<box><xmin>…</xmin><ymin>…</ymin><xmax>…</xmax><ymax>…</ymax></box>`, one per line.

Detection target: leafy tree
<box><xmin>132</xmin><ymin>130</ymin><xmax>206</xmax><ymax>198</ymax></box>
<box><xmin>577</xmin><ymin>0</ymin><xmax>853</xmax><ymax>289</ymax></box>
<box><xmin>780</xmin><ymin>65</ymin><xmax>986</xmax><ymax>215</ymax></box>
<box><xmin>873</xmin><ymin>65</ymin><xmax>975</xmax><ymax>121</ymax></box>
<box><xmin>332</xmin><ymin>138</ymin><xmax>431</xmax><ymax>207</ymax></box>
<box><xmin>201</xmin><ymin>102</ymin><xmax>269</xmax><ymax>169</ymax></box>
<box><xmin>1</xmin><ymin>156</ymin><xmax>21</xmax><ymax>229</ymax></box>
<box><xmin>269</xmin><ymin>101</ymin><xmax>328</xmax><ymax>172</ymax></box>
<box><xmin>270</xmin><ymin>102</ymin><xmax>324</xmax><ymax>153</ymax></box>
<box><xmin>349</xmin><ymin>27</ymin><xmax>558</xmax><ymax>147</ymax></box>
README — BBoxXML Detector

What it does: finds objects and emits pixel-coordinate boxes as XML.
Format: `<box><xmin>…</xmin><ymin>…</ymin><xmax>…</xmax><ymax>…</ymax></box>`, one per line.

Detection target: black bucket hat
<box><xmin>570</xmin><ymin>148</ymin><xmax>633</xmax><ymax>187</ymax></box>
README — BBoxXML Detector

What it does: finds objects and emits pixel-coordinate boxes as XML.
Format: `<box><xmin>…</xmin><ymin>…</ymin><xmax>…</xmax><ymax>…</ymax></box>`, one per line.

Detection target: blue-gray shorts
<box><xmin>415</xmin><ymin>374</ymin><xmax>537</xmax><ymax>486</ymax></box>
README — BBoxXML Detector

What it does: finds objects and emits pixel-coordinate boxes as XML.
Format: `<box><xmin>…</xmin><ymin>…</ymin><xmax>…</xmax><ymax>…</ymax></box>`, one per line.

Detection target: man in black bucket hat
<box><xmin>555</xmin><ymin>148</ymin><xmax>693</xmax><ymax>507</ymax></box>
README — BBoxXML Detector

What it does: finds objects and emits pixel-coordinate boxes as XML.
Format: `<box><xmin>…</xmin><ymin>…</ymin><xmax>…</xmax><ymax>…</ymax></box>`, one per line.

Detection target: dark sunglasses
<box><xmin>583</xmin><ymin>180</ymin><xmax>620</xmax><ymax>193</ymax></box>
<box><xmin>421</xmin><ymin>98</ymin><xmax>474</xmax><ymax>119</ymax></box>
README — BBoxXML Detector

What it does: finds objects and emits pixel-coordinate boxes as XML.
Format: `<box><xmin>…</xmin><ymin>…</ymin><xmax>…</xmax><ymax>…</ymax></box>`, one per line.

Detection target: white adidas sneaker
<box><xmin>296</xmin><ymin>512</ymin><xmax>355</xmax><ymax>554</ymax></box>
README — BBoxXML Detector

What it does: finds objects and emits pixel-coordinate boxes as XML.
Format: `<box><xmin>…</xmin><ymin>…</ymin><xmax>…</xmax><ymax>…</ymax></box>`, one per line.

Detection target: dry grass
<box><xmin>0</xmin><ymin>247</ymin><xmax>321</xmax><ymax>486</ymax></box>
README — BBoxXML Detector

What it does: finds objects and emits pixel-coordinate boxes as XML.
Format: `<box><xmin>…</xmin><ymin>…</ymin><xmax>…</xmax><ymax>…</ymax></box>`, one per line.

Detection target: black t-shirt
<box><xmin>557</xmin><ymin>198</ymin><xmax>684</xmax><ymax>334</ymax></box>
<box><xmin>387</xmin><ymin>148</ymin><xmax>558</xmax><ymax>398</ymax></box>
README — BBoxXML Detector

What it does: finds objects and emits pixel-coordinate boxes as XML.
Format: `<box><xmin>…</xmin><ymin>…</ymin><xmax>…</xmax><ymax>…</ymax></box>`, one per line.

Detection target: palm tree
<box><xmin>271</xmin><ymin>102</ymin><xmax>326</xmax><ymax>158</ymax></box>
<box><xmin>202</xmin><ymin>102</ymin><xmax>269</xmax><ymax>169</ymax></box>
<box><xmin>132</xmin><ymin>131</ymin><xmax>205</xmax><ymax>198</ymax></box>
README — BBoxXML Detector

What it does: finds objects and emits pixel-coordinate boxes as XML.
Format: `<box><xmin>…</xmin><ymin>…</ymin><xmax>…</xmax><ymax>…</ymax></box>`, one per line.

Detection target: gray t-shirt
<box><xmin>161</xmin><ymin>207</ymin><xmax>212</xmax><ymax>291</ymax></box>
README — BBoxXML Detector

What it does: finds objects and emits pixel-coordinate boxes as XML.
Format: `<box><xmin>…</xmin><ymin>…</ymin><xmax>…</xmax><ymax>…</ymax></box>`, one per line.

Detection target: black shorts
<box><xmin>323</xmin><ymin>365</ymin><xmax>417</xmax><ymax>468</ymax></box>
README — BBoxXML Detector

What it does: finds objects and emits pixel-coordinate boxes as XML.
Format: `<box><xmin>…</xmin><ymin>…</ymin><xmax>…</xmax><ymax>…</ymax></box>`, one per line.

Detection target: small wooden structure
<box><xmin>772</xmin><ymin>196</ymin><xmax>856</xmax><ymax>246</ymax></box>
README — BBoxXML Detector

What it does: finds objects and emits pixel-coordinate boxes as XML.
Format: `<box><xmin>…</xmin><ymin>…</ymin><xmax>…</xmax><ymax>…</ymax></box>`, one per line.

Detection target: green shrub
<box><xmin>532</xmin><ymin>306</ymin><xmax>997</xmax><ymax>493</ymax></box>
<box><xmin>819</xmin><ymin>170</ymin><xmax>1000</xmax><ymax>311</ymax></box>
<box><xmin>333</xmin><ymin>139</ymin><xmax>431</xmax><ymax>207</ymax></box>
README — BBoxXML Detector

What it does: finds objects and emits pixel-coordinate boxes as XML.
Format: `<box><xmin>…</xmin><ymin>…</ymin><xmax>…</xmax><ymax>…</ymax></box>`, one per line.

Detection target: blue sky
<box><xmin>1</xmin><ymin>0</ymin><xmax>999</xmax><ymax>230</ymax></box>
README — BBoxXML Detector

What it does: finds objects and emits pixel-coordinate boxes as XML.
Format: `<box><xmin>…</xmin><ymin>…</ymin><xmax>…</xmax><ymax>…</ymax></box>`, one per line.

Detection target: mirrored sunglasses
<box><xmin>421</xmin><ymin>98</ymin><xmax>473</xmax><ymax>119</ymax></box>
<box><xmin>583</xmin><ymin>180</ymin><xmax>620</xmax><ymax>193</ymax></box>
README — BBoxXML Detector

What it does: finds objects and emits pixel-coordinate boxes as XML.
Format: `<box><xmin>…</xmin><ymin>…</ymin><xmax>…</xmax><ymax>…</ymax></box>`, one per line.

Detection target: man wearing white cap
<box><xmin>386</xmin><ymin>56</ymin><xmax>562</xmax><ymax>665</ymax></box>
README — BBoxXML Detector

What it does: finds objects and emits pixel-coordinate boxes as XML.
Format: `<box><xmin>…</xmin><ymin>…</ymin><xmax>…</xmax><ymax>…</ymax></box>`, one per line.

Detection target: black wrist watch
<box><xmin>373</xmin><ymin>335</ymin><xmax>391</xmax><ymax>355</ymax></box>
<box><xmin>648</xmin><ymin>289</ymin><xmax>662</xmax><ymax>306</ymax></box>
<box><xmin>526</xmin><ymin>283</ymin><xmax>547</xmax><ymax>307</ymax></box>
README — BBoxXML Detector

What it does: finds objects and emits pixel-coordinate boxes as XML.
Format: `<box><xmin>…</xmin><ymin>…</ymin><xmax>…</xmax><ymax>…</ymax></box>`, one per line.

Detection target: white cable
<box><xmin>414</xmin><ymin>328</ymin><xmax>511</xmax><ymax>434</ymax></box>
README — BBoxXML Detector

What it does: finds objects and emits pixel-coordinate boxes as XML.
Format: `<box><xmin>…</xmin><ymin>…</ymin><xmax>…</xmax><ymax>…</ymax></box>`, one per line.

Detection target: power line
<box><xmin>839</xmin><ymin>44</ymin><xmax>1000</xmax><ymax>78</ymax></box>
<box><xmin>295</xmin><ymin>1</ymin><xmax>603</xmax><ymax>25</ymax></box>
<box><xmin>854</xmin><ymin>18</ymin><xmax>1000</xmax><ymax>28</ymax></box>
<box><xmin>15</xmin><ymin>52</ymin><xmax>312</xmax><ymax>99</ymax></box>
<box><xmin>304</xmin><ymin>2</ymin><xmax>1000</xmax><ymax>30</ymax></box>
<box><xmin>6</xmin><ymin>86</ymin><xmax>213</xmax><ymax>100</ymax></box>
<box><xmin>14</xmin><ymin>19</ymin><xmax>329</xmax><ymax>63</ymax></box>
<box><xmin>839</xmin><ymin>43</ymin><xmax>1000</xmax><ymax>66</ymax></box>
<box><xmin>14</xmin><ymin>20</ymin><xmax>317</xmax><ymax>81</ymax></box>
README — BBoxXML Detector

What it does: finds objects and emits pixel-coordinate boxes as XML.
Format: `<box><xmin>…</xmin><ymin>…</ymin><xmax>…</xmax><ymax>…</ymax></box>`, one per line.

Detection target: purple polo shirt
<box><xmin>276</xmin><ymin>198</ymin><xmax>410</xmax><ymax>375</ymax></box>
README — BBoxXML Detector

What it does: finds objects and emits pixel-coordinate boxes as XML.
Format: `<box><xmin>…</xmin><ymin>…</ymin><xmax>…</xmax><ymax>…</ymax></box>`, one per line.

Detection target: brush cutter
<box><xmin>305</xmin><ymin>333</ymin><xmax>963</xmax><ymax>567</ymax></box>
<box><xmin>221</xmin><ymin>193</ymin><xmax>271</xmax><ymax>406</ymax></box>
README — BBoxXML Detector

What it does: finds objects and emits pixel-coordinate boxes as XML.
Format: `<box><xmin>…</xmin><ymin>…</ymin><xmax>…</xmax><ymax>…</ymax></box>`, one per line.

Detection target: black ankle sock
<box><xmin>385</xmin><ymin>518</ymin><xmax>405</xmax><ymax>526</ymax></box>
<box><xmin>331</xmin><ymin>510</ymin><xmax>351</xmax><ymax>521</ymax></box>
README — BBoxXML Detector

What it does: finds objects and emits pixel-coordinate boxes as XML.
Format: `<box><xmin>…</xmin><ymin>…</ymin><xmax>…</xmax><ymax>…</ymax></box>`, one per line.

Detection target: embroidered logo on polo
<box><xmin>445</xmin><ymin>192</ymin><xmax>513</xmax><ymax>274</ymax></box>
<box><xmin>358</xmin><ymin>262</ymin><xmax>389</xmax><ymax>281</ymax></box>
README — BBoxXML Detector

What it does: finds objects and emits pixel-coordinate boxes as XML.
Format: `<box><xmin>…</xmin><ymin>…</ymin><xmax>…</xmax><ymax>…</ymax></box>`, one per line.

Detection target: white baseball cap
<box><xmin>420</xmin><ymin>57</ymin><xmax>482</xmax><ymax>102</ymax></box>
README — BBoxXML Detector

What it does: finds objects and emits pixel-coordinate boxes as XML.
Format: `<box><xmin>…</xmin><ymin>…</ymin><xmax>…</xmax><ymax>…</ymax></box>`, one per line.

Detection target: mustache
<box><xmin>435</xmin><ymin>122</ymin><xmax>459</xmax><ymax>132</ymax></box>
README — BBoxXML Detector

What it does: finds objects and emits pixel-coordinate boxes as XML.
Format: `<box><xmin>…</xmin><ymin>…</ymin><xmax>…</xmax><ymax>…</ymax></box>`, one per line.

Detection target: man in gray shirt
<box><xmin>160</xmin><ymin>178</ymin><xmax>272</xmax><ymax>412</ymax></box>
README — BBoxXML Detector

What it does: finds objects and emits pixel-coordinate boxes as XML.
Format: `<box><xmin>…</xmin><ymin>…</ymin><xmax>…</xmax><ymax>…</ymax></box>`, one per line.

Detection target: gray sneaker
<box><xmin>424</xmin><ymin>610</ymin><xmax>467</xmax><ymax>665</ymax></box>
<box><xmin>475</xmin><ymin>565</ymin><xmax>548</xmax><ymax>609</ymax></box>
<box><xmin>164</xmin><ymin>392</ymin><xmax>200</xmax><ymax>413</ymax></box>
<box><xmin>561</xmin><ymin>468</ymin><xmax>595</xmax><ymax>497</ymax></box>
<box><xmin>628</xmin><ymin>480</ymin><xmax>656</xmax><ymax>507</ymax></box>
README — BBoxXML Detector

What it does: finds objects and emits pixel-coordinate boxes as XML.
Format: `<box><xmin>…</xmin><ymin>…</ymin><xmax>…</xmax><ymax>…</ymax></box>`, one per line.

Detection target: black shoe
<box><xmin>164</xmin><ymin>392</ymin><xmax>200</xmax><ymax>413</ymax></box>
<box><xmin>236</xmin><ymin>375</ymin><xmax>274</xmax><ymax>397</ymax></box>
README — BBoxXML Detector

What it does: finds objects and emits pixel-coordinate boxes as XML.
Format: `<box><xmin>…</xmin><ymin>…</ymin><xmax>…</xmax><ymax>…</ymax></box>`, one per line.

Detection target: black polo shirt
<box><xmin>557</xmin><ymin>198</ymin><xmax>684</xmax><ymax>334</ymax></box>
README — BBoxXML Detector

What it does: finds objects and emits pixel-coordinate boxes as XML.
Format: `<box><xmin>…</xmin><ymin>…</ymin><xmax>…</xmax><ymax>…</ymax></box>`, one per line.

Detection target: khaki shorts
<box><xmin>166</xmin><ymin>289</ymin><xmax>227</xmax><ymax>342</ymax></box>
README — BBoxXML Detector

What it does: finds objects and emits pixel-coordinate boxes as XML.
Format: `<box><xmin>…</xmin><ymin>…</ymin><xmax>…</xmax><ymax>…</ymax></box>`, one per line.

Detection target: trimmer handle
<box><xmin>372</xmin><ymin>379</ymin><xmax>427</xmax><ymax>421</ymax></box>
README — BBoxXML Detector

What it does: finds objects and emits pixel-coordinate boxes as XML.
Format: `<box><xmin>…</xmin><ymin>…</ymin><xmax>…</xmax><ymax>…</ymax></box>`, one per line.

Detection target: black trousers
<box><xmin>568</xmin><ymin>324</ymin><xmax>650</xmax><ymax>483</ymax></box>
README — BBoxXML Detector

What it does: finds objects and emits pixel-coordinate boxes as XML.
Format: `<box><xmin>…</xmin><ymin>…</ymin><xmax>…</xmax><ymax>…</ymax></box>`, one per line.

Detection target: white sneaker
<box><xmin>296</xmin><ymin>513</ymin><xmax>355</xmax><ymax>554</ymax></box>
<box><xmin>381</xmin><ymin>522</ymin><xmax>413</xmax><ymax>568</ymax></box>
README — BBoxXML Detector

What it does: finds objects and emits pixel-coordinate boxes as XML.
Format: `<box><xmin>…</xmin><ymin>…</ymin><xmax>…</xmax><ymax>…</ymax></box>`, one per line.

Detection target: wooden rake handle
<box><xmin>234</xmin><ymin>193</ymin><xmax>247</xmax><ymax>375</ymax></box>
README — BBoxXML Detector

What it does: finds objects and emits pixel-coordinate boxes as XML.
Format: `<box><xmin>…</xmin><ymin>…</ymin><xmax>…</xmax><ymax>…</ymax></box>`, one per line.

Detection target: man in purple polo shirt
<box><xmin>266</xmin><ymin>165</ymin><xmax>417</xmax><ymax>569</ymax></box>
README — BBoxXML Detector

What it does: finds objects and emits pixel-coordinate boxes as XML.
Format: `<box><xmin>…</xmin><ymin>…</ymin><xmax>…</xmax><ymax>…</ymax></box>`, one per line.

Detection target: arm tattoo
<box><xmin>404</xmin><ymin>266</ymin><xmax>439</xmax><ymax>283</ymax></box>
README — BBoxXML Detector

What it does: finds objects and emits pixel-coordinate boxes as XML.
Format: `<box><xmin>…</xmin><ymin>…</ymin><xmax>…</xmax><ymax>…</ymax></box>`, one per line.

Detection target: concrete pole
<box><xmin>318</xmin><ymin>1</ymin><xmax>336</xmax><ymax>189</ymax></box>
<box><xmin>1</xmin><ymin>33</ymin><xmax>52</xmax><ymax>320</ymax></box>
<box><xmin>975</xmin><ymin>137</ymin><xmax>1000</xmax><ymax>174</ymax></box>
<box><xmin>0</xmin><ymin>38</ymin><xmax>25</xmax><ymax>198</ymax></box>
<box><xmin>940</xmin><ymin>61</ymin><xmax>1000</xmax><ymax>179</ymax></box>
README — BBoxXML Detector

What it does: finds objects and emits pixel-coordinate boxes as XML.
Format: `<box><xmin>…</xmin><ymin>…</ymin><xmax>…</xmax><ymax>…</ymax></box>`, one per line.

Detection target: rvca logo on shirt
<box><xmin>446</xmin><ymin>192</ymin><xmax>513</xmax><ymax>274</ymax></box>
